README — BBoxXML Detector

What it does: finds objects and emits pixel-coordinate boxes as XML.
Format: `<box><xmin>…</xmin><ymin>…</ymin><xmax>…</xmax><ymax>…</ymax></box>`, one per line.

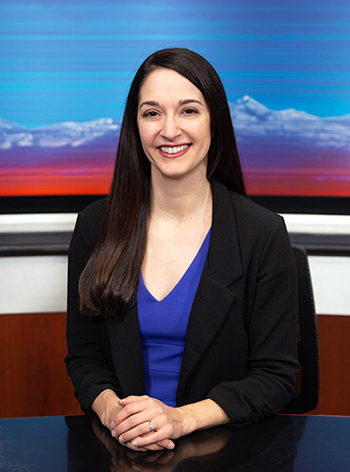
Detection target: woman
<box><xmin>65</xmin><ymin>48</ymin><xmax>299</xmax><ymax>452</ymax></box>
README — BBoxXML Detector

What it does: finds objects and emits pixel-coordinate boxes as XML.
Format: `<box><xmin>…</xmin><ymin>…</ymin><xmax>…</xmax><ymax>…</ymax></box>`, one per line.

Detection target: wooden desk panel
<box><xmin>0</xmin><ymin>313</ymin><xmax>81</xmax><ymax>418</ymax></box>
<box><xmin>1</xmin><ymin>312</ymin><xmax>349</xmax><ymax>418</ymax></box>
<box><xmin>310</xmin><ymin>314</ymin><xmax>350</xmax><ymax>416</ymax></box>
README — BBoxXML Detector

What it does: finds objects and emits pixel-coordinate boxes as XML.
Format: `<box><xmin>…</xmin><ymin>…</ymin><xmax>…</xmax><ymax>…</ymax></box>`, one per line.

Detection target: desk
<box><xmin>0</xmin><ymin>414</ymin><xmax>349</xmax><ymax>471</ymax></box>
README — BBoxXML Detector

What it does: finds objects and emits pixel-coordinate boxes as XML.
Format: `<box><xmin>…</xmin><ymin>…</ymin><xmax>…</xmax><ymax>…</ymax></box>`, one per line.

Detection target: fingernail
<box><xmin>168</xmin><ymin>442</ymin><xmax>175</xmax><ymax>449</ymax></box>
<box><xmin>131</xmin><ymin>440</ymin><xmax>138</xmax><ymax>446</ymax></box>
<box><xmin>110</xmin><ymin>421</ymin><xmax>116</xmax><ymax>428</ymax></box>
<box><xmin>111</xmin><ymin>430</ymin><xmax>116</xmax><ymax>438</ymax></box>
<box><xmin>119</xmin><ymin>435</ymin><xmax>124</xmax><ymax>442</ymax></box>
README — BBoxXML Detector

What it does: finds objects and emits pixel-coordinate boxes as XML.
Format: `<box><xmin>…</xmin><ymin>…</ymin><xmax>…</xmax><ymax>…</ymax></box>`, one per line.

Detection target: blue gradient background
<box><xmin>1</xmin><ymin>0</ymin><xmax>349</xmax><ymax>127</ymax></box>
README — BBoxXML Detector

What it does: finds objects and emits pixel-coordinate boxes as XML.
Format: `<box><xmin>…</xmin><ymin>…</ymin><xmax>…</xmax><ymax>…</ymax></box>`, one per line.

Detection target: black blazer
<box><xmin>66</xmin><ymin>178</ymin><xmax>299</xmax><ymax>426</ymax></box>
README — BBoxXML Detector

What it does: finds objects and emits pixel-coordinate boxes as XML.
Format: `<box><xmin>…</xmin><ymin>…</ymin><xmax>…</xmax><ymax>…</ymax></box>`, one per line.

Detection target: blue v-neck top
<box><xmin>137</xmin><ymin>230</ymin><xmax>211</xmax><ymax>407</ymax></box>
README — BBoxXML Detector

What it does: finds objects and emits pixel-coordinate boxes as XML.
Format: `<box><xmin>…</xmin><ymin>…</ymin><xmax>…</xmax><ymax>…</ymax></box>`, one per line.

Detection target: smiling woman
<box><xmin>65</xmin><ymin>48</ymin><xmax>299</xmax><ymax>453</ymax></box>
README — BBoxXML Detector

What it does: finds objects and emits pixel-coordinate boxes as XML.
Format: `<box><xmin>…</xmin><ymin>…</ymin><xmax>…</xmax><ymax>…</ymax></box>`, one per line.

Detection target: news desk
<box><xmin>1</xmin><ymin>414</ymin><xmax>349</xmax><ymax>471</ymax></box>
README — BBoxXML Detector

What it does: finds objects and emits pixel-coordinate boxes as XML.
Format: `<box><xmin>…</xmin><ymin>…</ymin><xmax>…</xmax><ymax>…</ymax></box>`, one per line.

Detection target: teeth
<box><xmin>160</xmin><ymin>145</ymin><xmax>189</xmax><ymax>154</ymax></box>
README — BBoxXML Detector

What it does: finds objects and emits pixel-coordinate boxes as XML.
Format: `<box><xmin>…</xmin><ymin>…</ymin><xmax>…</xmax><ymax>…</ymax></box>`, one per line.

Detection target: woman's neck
<box><xmin>149</xmin><ymin>173</ymin><xmax>212</xmax><ymax>224</ymax></box>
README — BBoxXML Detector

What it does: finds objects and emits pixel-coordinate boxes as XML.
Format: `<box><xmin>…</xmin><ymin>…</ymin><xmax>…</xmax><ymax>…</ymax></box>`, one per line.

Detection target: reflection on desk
<box><xmin>0</xmin><ymin>414</ymin><xmax>349</xmax><ymax>471</ymax></box>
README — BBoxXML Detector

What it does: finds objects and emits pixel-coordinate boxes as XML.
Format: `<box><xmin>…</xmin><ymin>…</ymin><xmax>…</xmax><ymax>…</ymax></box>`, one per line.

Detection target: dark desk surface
<box><xmin>1</xmin><ymin>414</ymin><xmax>349</xmax><ymax>471</ymax></box>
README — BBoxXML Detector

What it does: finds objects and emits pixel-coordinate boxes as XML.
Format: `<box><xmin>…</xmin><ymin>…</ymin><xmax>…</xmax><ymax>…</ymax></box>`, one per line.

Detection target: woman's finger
<box><xmin>112</xmin><ymin>418</ymin><xmax>152</xmax><ymax>442</ymax></box>
<box><xmin>113</xmin><ymin>396</ymin><xmax>154</xmax><ymax>427</ymax></box>
<box><xmin>123</xmin><ymin>439</ymin><xmax>164</xmax><ymax>452</ymax></box>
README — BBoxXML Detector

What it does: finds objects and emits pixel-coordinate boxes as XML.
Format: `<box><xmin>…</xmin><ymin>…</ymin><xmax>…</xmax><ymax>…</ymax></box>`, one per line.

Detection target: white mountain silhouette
<box><xmin>230</xmin><ymin>96</ymin><xmax>350</xmax><ymax>151</ymax></box>
<box><xmin>1</xmin><ymin>96</ymin><xmax>349</xmax><ymax>152</ymax></box>
<box><xmin>0</xmin><ymin>118</ymin><xmax>120</xmax><ymax>150</ymax></box>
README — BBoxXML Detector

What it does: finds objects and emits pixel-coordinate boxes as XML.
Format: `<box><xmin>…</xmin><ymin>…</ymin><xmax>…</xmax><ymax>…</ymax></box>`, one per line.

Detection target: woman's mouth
<box><xmin>158</xmin><ymin>144</ymin><xmax>190</xmax><ymax>158</ymax></box>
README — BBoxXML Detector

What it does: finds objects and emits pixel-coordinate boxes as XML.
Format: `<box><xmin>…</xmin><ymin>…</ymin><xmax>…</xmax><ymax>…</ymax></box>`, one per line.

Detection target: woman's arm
<box><xmin>205</xmin><ymin>214</ymin><xmax>299</xmax><ymax>425</ymax></box>
<box><xmin>65</xmin><ymin>205</ymin><xmax>123</xmax><ymax>411</ymax></box>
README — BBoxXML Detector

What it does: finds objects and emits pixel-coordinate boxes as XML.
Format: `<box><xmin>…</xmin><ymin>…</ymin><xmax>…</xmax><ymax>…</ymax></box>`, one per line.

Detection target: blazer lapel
<box><xmin>106</xmin><ymin>303</ymin><xmax>145</xmax><ymax>397</ymax></box>
<box><xmin>177</xmin><ymin>179</ymin><xmax>244</xmax><ymax>401</ymax></box>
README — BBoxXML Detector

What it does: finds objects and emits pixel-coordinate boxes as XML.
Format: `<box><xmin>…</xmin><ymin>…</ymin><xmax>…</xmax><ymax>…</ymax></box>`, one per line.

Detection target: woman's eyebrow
<box><xmin>139</xmin><ymin>98</ymin><xmax>205</xmax><ymax>110</ymax></box>
<box><xmin>179</xmin><ymin>99</ymin><xmax>205</xmax><ymax>107</ymax></box>
<box><xmin>139</xmin><ymin>100</ymin><xmax>159</xmax><ymax>109</ymax></box>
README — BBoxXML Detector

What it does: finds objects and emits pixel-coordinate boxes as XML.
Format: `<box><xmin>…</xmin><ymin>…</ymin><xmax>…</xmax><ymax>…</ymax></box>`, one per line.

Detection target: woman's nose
<box><xmin>160</xmin><ymin>115</ymin><xmax>181</xmax><ymax>141</ymax></box>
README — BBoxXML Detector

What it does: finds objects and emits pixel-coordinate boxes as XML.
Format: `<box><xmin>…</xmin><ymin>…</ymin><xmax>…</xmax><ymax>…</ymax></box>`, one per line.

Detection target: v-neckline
<box><xmin>140</xmin><ymin>228</ymin><xmax>211</xmax><ymax>302</ymax></box>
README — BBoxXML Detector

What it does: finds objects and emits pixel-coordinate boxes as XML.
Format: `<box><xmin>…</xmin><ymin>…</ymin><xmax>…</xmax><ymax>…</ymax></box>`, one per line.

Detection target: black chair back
<box><xmin>281</xmin><ymin>245</ymin><xmax>319</xmax><ymax>414</ymax></box>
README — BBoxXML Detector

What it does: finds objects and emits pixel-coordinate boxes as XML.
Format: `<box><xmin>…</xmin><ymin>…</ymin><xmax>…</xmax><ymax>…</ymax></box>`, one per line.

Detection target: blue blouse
<box><xmin>137</xmin><ymin>230</ymin><xmax>211</xmax><ymax>407</ymax></box>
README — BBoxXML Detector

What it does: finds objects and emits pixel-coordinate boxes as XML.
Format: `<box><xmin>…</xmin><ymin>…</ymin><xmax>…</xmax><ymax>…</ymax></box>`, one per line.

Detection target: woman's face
<box><xmin>137</xmin><ymin>68</ymin><xmax>211</xmax><ymax>182</ymax></box>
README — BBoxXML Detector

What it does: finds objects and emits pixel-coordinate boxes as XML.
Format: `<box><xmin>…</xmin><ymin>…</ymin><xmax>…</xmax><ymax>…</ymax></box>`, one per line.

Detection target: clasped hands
<box><xmin>110</xmin><ymin>395</ymin><xmax>183</xmax><ymax>452</ymax></box>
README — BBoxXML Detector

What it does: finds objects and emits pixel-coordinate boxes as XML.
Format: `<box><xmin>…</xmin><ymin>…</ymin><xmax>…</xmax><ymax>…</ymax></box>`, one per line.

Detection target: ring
<box><xmin>149</xmin><ymin>420</ymin><xmax>157</xmax><ymax>431</ymax></box>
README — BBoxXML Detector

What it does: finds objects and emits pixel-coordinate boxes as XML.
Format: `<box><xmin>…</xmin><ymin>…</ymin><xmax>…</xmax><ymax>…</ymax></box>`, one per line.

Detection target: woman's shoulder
<box><xmin>79</xmin><ymin>197</ymin><xmax>107</xmax><ymax>222</ymax></box>
<box><xmin>72</xmin><ymin>197</ymin><xmax>107</xmax><ymax>246</ymax></box>
<box><xmin>224</xmin><ymin>189</ymin><xmax>292</xmax><ymax>259</ymax></box>
<box><xmin>226</xmin><ymin>188</ymin><xmax>287</xmax><ymax>243</ymax></box>
<box><xmin>230</xmin><ymin>190</ymin><xmax>281</xmax><ymax>224</ymax></box>
<box><xmin>212</xmin><ymin>177</ymin><xmax>282</xmax><ymax>229</ymax></box>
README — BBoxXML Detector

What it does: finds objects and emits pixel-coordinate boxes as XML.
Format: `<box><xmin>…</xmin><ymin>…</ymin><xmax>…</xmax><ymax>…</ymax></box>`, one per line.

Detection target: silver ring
<box><xmin>149</xmin><ymin>420</ymin><xmax>157</xmax><ymax>431</ymax></box>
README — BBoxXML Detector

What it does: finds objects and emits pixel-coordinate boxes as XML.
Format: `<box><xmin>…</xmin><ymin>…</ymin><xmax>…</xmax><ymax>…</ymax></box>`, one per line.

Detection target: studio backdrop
<box><xmin>1</xmin><ymin>0</ymin><xmax>349</xmax><ymax>212</ymax></box>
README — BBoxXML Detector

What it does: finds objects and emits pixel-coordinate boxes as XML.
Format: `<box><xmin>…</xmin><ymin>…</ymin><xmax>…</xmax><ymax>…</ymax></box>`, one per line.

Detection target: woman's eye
<box><xmin>183</xmin><ymin>108</ymin><xmax>197</xmax><ymax>115</ymax></box>
<box><xmin>143</xmin><ymin>111</ymin><xmax>159</xmax><ymax>118</ymax></box>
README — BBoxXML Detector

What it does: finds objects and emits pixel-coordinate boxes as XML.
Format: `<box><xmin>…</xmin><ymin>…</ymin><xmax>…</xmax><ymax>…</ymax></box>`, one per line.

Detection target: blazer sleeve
<box><xmin>65</xmin><ymin>203</ymin><xmax>122</xmax><ymax>412</ymax></box>
<box><xmin>206</xmin><ymin>215</ymin><xmax>299</xmax><ymax>425</ymax></box>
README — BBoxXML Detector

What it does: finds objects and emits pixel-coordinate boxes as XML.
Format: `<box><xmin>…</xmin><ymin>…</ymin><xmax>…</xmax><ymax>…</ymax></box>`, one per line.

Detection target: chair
<box><xmin>281</xmin><ymin>245</ymin><xmax>319</xmax><ymax>414</ymax></box>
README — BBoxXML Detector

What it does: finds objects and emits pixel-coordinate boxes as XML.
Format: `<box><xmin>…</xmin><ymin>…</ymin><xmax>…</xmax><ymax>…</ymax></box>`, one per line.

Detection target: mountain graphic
<box><xmin>1</xmin><ymin>96</ymin><xmax>349</xmax><ymax>153</ymax></box>
<box><xmin>231</xmin><ymin>96</ymin><xmax>350</xmax><ymax>151</ymax></box>
<box><xmin>1</xmin><ymin>96</ymin><xmax>350</xmax><ymax>196</ymax></box>
<box><xmin>0</xmin><ymin>117</ymin><xmax>120</xmax><ymax>151</ymax></box>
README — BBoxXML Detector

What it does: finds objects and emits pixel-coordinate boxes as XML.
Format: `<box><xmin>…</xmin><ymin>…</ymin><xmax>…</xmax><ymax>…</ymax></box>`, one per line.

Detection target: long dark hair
<box><xmin>79</xmin><ymin>48</ymin><xmax>246</xmax><ymax>320</ymax></box>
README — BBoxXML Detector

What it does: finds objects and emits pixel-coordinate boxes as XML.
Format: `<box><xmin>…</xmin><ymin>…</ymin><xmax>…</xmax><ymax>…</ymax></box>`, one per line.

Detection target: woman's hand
<box><xmin>106</xmin><ymin>394</ymin><xmax>229</xmax><ymax>452</ymax></box>
<box><xmin>110</xmin><ymin>395</ymin><xmax>183</xmax><ymax>451</ymax></box>
<box><xmin>91</xmin><ymin>390</ymin><xmax>173</xmax><ymax>451</ymax></box>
